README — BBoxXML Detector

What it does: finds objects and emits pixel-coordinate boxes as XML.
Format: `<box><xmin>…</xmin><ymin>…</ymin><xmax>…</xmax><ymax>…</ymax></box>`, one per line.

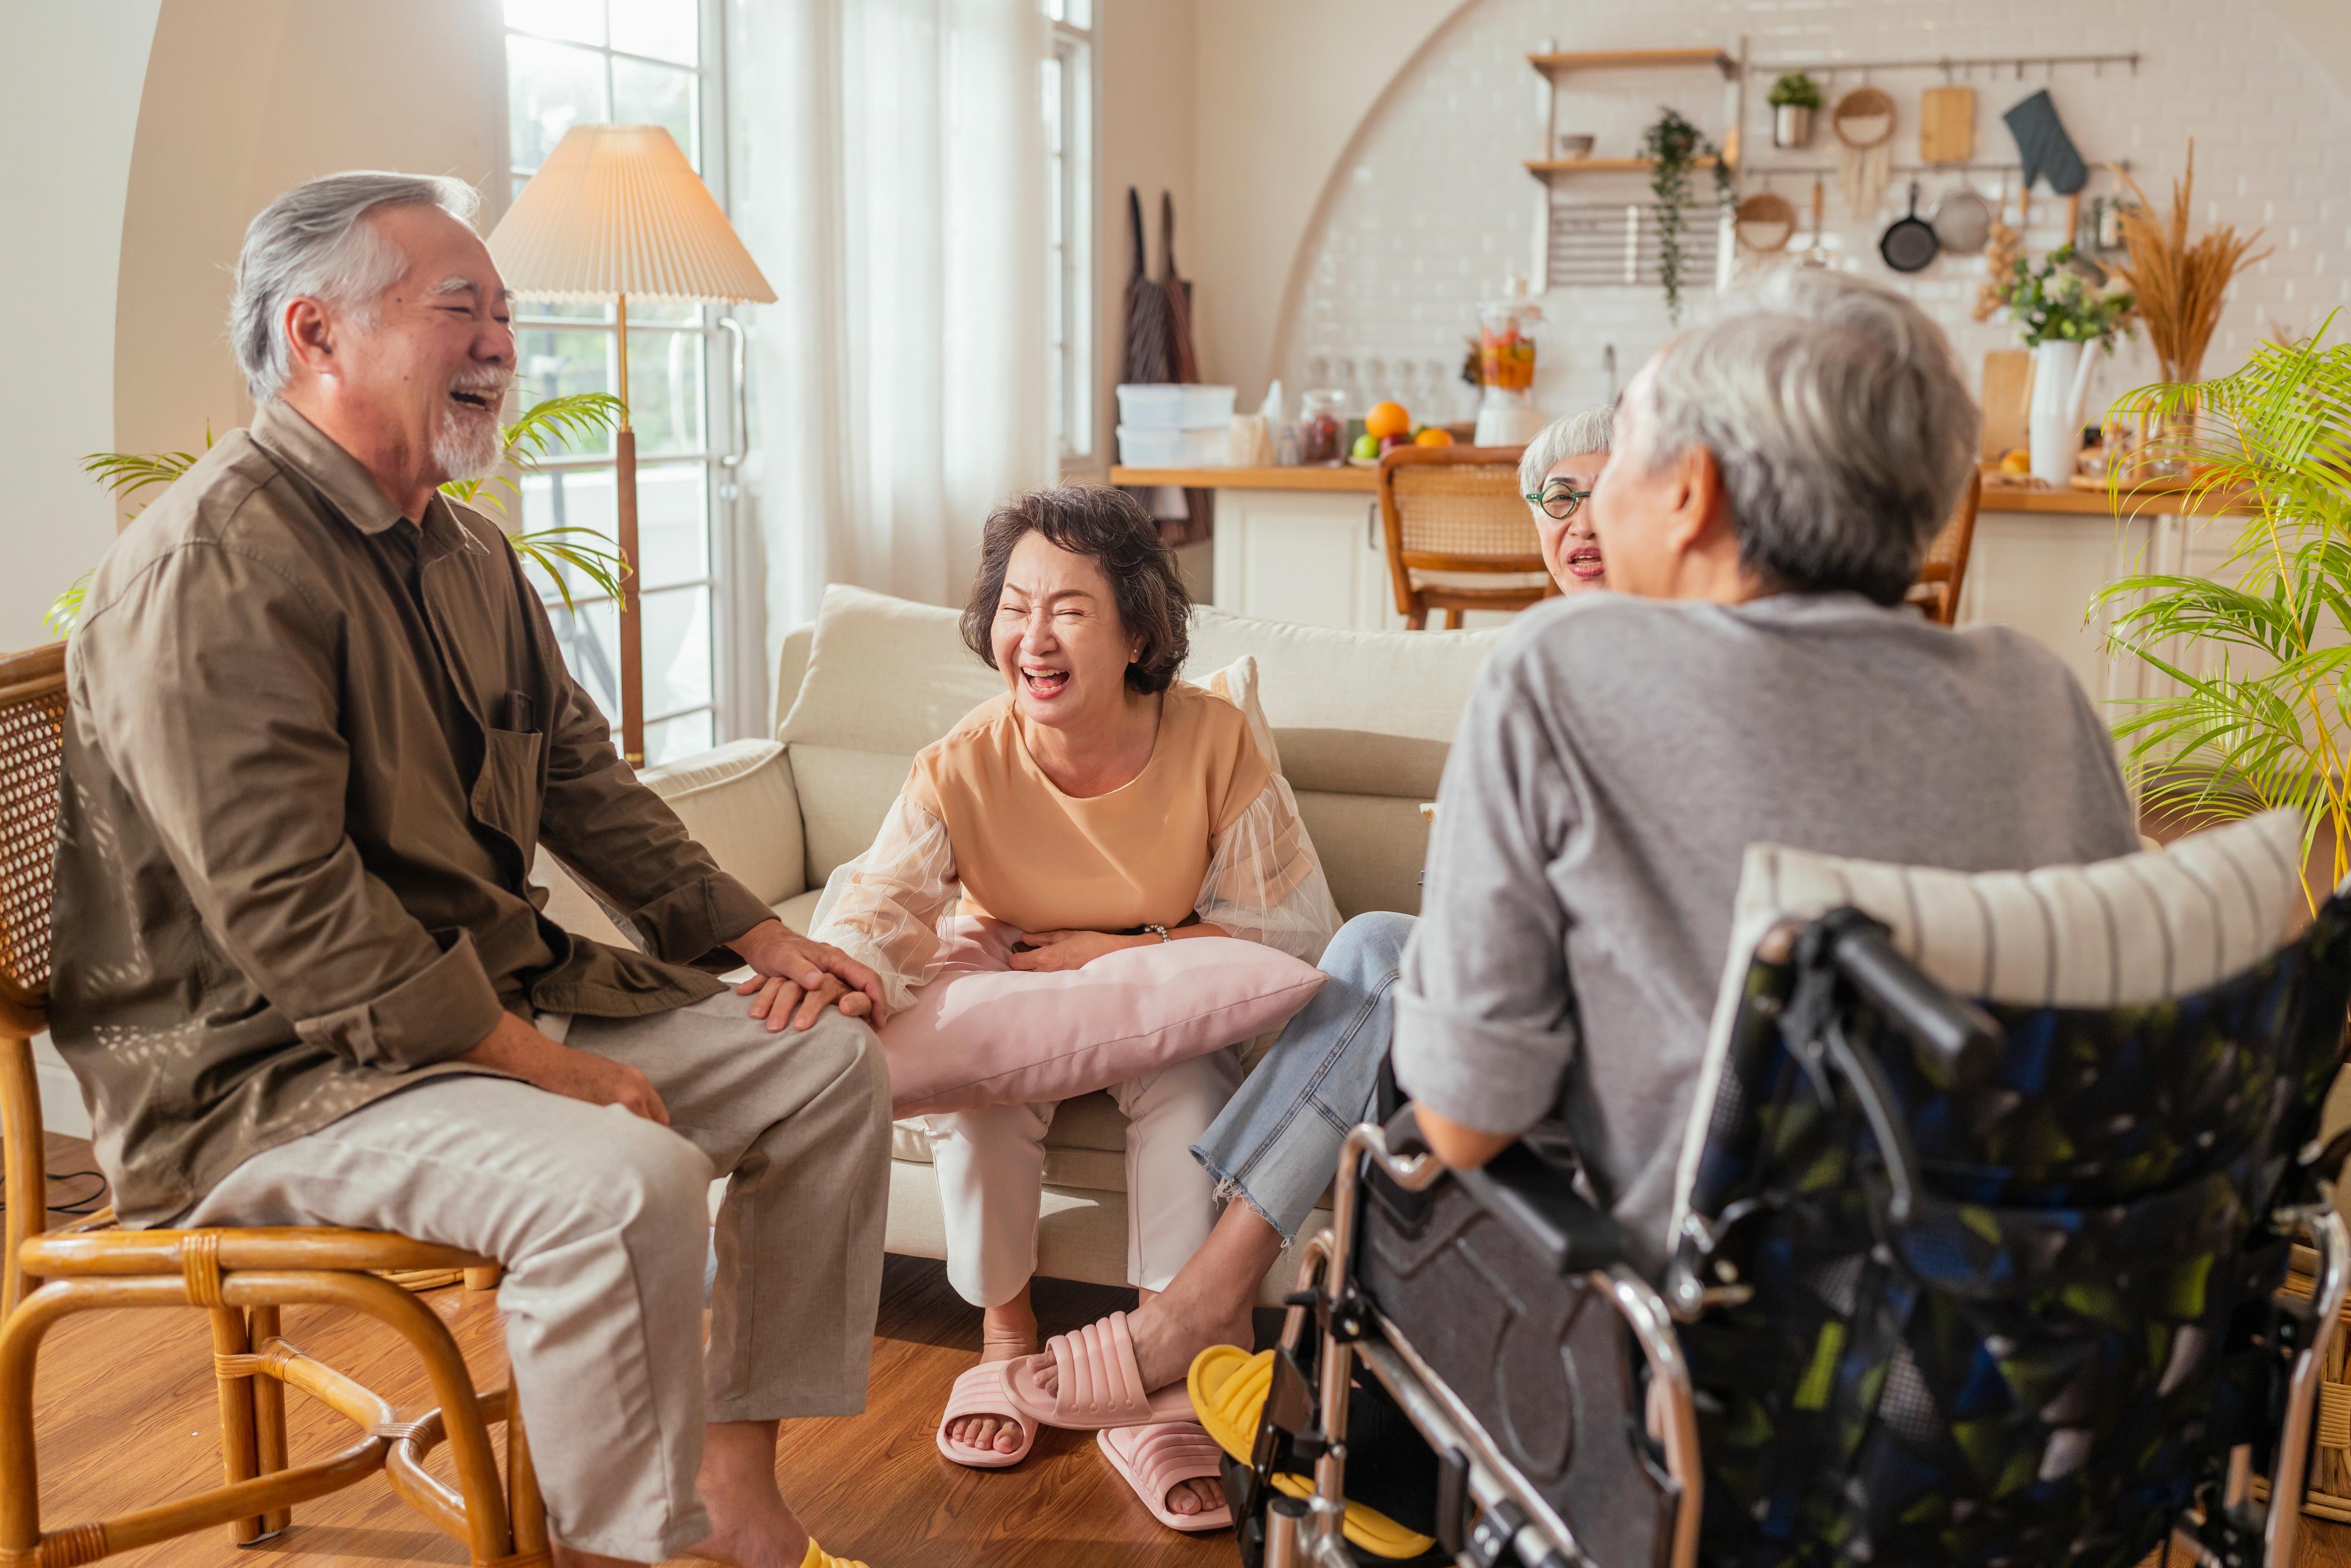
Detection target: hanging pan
<box><xmin>1930</xmin><ymin>184</ymin><xmax>1993</xmax><ymax>255</ymax></box>
<box><xmin>1879</xmin><ymin>181</ymin><xmax>1939</xmax><ymax>272</ymax></box>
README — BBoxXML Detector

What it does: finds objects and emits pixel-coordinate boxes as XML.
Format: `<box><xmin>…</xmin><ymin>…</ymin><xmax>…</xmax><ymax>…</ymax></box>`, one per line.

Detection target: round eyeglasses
<box><xmin>1524</xmin><ymin>482</ymin><xmax>1591</xmax><ymax>521</ymax></box>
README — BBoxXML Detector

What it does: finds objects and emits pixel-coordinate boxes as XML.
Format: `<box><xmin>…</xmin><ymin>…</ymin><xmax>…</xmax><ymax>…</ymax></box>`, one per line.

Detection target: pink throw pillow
<box><xmin>880</xmin><ymin>917</ymin><xmax>1327</xmax><ymax>1117</ymax></box>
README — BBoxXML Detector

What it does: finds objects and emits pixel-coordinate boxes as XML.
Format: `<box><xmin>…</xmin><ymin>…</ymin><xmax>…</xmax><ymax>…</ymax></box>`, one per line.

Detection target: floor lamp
<box><xmin>488</xmin><ymin>124</ymin><xmax>775</xmax><ymax>766</ymax></box>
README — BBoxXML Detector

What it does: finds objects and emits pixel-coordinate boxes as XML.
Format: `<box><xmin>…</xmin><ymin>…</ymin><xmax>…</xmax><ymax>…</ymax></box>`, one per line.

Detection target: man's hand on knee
<box><xmin>736</xmin><ymin>971</ymin><xmax>872</xmax><ymax>1033</ymax></box>
<box><xmin>460</xmin><ymin>1011</ymin><xmax>671</xmax><ymax>1124</ymax></box>
<box><xmin>730</xmin><ymin>919</ymin><xmax>890</xmax><ymax>1025</ymax></box>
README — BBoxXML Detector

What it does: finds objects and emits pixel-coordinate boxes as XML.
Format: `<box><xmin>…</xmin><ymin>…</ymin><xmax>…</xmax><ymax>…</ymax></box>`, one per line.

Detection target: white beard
<box><xmin>434</xmin><ymin>404</ymin><xmax>505</xmax><ymax>483</ymax></box>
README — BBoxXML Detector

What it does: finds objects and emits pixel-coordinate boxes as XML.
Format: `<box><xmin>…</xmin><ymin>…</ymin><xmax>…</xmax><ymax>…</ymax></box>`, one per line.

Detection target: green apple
<box><xmin>1351</xmin><ymin>432</ymin><xmax>1380</xmax><ymax>460</ymax></box>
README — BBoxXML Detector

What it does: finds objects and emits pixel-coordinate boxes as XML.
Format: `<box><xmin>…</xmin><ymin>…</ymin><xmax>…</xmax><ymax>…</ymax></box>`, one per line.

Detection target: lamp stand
<box><xmin>614</xmin><ymin>292</ymin><xmax>645</xmax><ymax>767</ymax></box>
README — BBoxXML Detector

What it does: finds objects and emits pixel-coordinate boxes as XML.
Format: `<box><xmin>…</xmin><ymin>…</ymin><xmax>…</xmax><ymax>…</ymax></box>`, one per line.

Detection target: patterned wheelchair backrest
<box><xmin>1670</xmin><ymin>812</ymin><xmax>2351</xmax><ymax>1568</ymax></box>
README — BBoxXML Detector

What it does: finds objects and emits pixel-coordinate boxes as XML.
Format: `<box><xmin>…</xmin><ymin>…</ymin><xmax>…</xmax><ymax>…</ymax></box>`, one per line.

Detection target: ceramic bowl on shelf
<box><xmin>1553</xmin><ymin>133</ymin><xmax>1595</xmax><ymax>159</ymax></box>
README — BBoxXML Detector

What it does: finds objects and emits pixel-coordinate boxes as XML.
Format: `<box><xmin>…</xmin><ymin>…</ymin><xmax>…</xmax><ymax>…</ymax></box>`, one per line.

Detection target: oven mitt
<box><xmin>2003</xmin><ymin>90</ymin><xmax>2086</xmax><ymax>196</ymax></box>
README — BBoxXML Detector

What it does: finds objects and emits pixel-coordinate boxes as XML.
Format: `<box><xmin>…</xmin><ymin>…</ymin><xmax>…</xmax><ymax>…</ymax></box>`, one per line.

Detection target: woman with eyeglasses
<box><xmin>1518</xmin><ymin>406</ymin><xmax>1613</xmax><ymax>592</ymax></box>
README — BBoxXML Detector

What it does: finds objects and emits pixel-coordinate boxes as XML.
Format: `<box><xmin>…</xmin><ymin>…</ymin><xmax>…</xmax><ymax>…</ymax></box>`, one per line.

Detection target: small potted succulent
<box><xmin>1769</xmin><ymin>72</ymin><xmax>1821</xmax><ymax>149</ymax></box>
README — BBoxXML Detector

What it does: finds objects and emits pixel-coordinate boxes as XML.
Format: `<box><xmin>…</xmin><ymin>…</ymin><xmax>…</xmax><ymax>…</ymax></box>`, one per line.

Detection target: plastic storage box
<box><xmin>1115</xmin><ymin>426</ymin><xmax>1228</xmax><ymax>468</ymax></box>
<box><xmin>1114</xmin><ymin>384</ymin><xmax>1236</xmax><ymax>430</ymax></box>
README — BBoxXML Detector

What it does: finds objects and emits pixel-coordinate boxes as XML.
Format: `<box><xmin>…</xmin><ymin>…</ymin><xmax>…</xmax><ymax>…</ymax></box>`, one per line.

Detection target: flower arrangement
<box><xmin>2001</xmin><ymin>246</ymin><xmax>2136</xmax><ymax>350</ymax></box>
<box><xmin>2107</xmin><ymin>141</ymin><xmax>2268</xmax><ymax>385</ymax></box>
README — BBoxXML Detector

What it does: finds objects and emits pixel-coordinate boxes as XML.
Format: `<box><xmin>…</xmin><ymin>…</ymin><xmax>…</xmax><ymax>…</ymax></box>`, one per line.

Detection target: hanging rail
<box><xmin>1736</xmin><ymin>158</ymin><xmax>2135</xmax><ymax>182</ymax></box>
<box><xmin>1747</xmin><ymin>51</ymin><xmax>2139</xmax><ymax>80</ymax></box>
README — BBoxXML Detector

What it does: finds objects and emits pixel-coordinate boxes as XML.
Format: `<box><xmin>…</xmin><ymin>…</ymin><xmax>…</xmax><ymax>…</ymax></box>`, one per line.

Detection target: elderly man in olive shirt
<box><xmin>52</xmin><ymin>173</ymin><xmax>889</xmax><ymax>1568</ymax></box>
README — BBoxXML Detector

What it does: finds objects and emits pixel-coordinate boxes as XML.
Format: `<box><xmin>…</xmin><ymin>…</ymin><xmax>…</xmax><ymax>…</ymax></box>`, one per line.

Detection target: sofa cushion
<box><xmin>636</xmin><ymin>739</ymin><xmax>806</xmax><ymax>906</ymax></box>
<box><xmin>893</xmin><ymin>1091</ymin><xmax>1130</xmax><ymax>1192</ymax></box>
<box><xmin>772</xmin><ymin>888</ymin><xmax>823</xmax><ymax>933</ymax></box>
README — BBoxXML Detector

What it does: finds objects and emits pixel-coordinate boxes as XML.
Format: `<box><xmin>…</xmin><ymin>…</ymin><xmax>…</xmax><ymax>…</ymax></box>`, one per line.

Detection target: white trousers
<box><xmin>924</xmin><ymin>1048</ymin><xmax>1242</xmax><ymax>1308</ymax></box>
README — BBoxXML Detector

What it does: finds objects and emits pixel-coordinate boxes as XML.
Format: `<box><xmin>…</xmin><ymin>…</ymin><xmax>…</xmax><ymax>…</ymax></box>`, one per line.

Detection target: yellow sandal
<box><xmin>1187</xmin><ymin>1345</ymin><xmax>1438</xmax><ymax>1560</ymax></box>
<box><xmin>800</xmin><ymin>1539</ymin><xmax>870</xmax><ymax>1568</ymax></box>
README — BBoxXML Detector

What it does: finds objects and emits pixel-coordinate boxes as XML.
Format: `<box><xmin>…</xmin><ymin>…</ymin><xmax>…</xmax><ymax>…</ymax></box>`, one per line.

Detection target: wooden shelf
<box><xmin>1525</xmin><ymin>155</ymin><xmax>1732</xmax><ymax>177</ymax></box>
<box><xmin>1111</xmin><ymin>464</ymin><xmax>1380</xmax><ymax>493</ymax></box>
<box><xmin>1528</xmin><ymin>47</ymin><xmax>1735</xmax><ymax>77</ymax></box>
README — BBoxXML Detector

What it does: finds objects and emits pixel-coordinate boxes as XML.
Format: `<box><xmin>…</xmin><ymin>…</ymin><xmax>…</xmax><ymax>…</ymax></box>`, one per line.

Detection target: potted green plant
<box><xmin>46</xmin><ymin>393</ymin><xmax>632</xmax><ymax>638</ymax></box>
<box><xmin>1999</xmin><ymin>245</ymin><xmax>2136</xmax><ymax>483</ymax></box>
<box><xmin>1642</xmin><ymin>106</ymin><xmax>1735</xmax><ymax>326</ymax></box>
<box><xmin>1768</xmin><ymin>72</ymin><xmax>1821</xmax><ymax>149</ymax></box>
<box><xmin>2092</xmin><ymin>318</ymin><xmax>2350</xmax><ymax>905</ymax></box>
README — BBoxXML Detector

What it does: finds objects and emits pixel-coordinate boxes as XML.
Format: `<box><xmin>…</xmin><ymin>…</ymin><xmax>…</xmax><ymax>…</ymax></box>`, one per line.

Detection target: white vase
<box><xmin>2028</xmin><ymin>339</ymin><xmax>2091</xmax><ymax>487</ymax></box>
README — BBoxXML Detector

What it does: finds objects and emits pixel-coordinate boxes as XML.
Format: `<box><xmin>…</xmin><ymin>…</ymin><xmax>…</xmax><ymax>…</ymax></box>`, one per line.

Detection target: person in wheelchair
<box><xmin>1080</xmin><ymin>269</ymin><xmax>2145</xmax><ymax>1413</ymax></box>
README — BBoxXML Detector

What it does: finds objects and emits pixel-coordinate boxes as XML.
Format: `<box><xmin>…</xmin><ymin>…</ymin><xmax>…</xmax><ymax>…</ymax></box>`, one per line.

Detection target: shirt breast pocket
<box><xmin>472</xmin><ymin>726</ymin><xmax>545</xmax><ymax>863</ymax></box>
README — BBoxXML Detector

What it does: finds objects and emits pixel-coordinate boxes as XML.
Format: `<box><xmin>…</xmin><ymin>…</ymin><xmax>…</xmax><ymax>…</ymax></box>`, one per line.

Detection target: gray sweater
<box><xmin>1391</xmin><ymin>591</ymin><xmax>2142</xmax><ymax>1267</ymax></box>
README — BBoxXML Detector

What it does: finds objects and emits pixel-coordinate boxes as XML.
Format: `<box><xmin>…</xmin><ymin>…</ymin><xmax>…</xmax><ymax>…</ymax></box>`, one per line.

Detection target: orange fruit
<box><xmin>1414</xmin><ymin>427</ymin><xmax>1454</xmax><ymax>447</ymax></box>
<box><xmin>1364</xmin><ymin>401</ymin><xmax>1411</xmax><ymax>441</ymax></box>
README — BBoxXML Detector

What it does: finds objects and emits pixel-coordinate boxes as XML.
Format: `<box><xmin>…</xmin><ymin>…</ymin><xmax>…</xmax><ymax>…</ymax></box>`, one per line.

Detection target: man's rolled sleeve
<box><xmin>291</xmin><ymin>932</ymin><xmax>506</xmax><ymax>1070</ymax></box>
<box><xmin>627</xmin><ymin>874</ymin><xmax>780</xmax><ymax>967</ymax></box>
<box><xmin>1390</xmin><ymin>635</ymin><xmax>1582</xmax><ymax>1137</ymax></box>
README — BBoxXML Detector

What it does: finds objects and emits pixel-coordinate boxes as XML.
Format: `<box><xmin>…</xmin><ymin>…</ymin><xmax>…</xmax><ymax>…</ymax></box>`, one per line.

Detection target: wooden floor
<box><xmin>21</xmin><ymin>1128</ymin><xmax>2351</xmax><ymax>1568</ymax></box>
<box><xmin>19</xmin><ymin>1138</ymin><xmax>1226</xmax><ymax>1567</ymax></box>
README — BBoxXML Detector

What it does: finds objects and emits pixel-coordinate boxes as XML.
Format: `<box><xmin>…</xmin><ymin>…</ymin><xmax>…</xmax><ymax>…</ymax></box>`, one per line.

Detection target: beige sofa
<box><xmin>634</xmin><ymin>585</ymin><xmax>1501</xmax><ymax>1301</ymax></box>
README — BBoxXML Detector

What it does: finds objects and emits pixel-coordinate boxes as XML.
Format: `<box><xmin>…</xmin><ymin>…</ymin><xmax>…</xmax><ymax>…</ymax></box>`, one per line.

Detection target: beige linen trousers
<box><xmin>186</xmin><ymin>994</ymin><xmax>891</xmax><ymax>1564</ymax></box>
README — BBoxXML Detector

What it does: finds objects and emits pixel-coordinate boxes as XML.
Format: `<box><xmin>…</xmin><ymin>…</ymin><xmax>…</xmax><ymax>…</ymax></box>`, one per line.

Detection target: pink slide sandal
<box><xmin>1002</xmin><ymin>1311</ymin><xmax>1192</xmax><ymax>1432</ymax></box>
<box><xmin>935</xmin><ymin>1360</ymin><xmax>1036</xmax><ymax>1468</ymax></box>
<box><xmin>1097</xmin><ymin>1422</ymin><xmax>1234</xmax><ymax>1533</ymax></box>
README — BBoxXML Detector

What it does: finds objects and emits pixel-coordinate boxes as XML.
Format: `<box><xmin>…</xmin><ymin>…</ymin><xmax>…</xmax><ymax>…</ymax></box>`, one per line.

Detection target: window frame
<box><xmin>492</xmin><ymin>0</ymin><xmax>756</xmax><ymax>766</ymax></box>
<box><xmin>1046</xmin><ymin>5</ymin><xmax>1095</xmax><ymax>469</ymax></box>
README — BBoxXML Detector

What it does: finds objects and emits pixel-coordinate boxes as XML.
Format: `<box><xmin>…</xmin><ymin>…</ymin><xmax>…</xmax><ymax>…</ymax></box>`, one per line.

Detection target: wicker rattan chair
<box><xmin>1376</xmin><ymin>444</ymin><xmax>1553</xmax><ymax>629</ymax></box>
<box><xmin>0</xmin><ymin>642</ymin><xmax>548</xmax><ymax>1568</ymax></box>
<box><xmin>1906</xmin><ymin>469</ymin><xmax>1983</xmax><ymax>626</ymax></box>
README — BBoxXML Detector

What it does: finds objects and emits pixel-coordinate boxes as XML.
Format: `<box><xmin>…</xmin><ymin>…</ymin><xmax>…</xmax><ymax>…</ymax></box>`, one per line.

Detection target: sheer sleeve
<box><xmin>808</xmin><ymin>792</ymin><xmax>960</xmax><ymax>1014</ymax></box>
<box><xmin>1196</xmin><ymin>772</ymin><xmax>1344</xmax><ymax>966</ymax></box>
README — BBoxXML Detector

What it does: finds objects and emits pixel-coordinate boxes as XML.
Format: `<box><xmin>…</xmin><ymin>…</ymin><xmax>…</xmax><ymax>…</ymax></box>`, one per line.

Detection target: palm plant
<box><xmin>2092</xmin><ymin>317</ymin><xmax>2351</xmax><ymax>902</ymax></box>
<box><xmin>46</xmin><ymin>392</ymin><xmax>631</xmax><ymax>636</ymax></box>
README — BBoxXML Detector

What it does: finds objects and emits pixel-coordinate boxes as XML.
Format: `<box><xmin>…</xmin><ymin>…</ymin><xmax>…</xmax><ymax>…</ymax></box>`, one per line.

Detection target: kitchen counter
<box><xmin>1114</xmin><ymin>464</ymin><xmax>2245</xmax><ymax>517</ymax></box>
<box><xmin>1119</xmin><ymin>463</ymin><xmax>2257</xmax><ymax>733</ymax></box>
<box><xmin>1113</xmin><ymin>464</ymin><xmax>1381</xmax><ymax>492</ymax></box>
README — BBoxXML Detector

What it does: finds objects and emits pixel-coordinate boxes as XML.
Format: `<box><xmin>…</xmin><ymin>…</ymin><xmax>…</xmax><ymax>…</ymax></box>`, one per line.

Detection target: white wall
<box><xmin>1</xmin><ymin>2</ymin><xmax>163</xmax><ymax>651</ymax></box>
<box><xmin>1181</xmin><ymin>0</ymin><xmax>2349</xmax><ymax>430</ymax></box>
<box><xmin>115</xmin><ymin>0</ymin><xmax>504</xmax><ymax>463</ymax></box>
<box><xmin>1089</xmin><ymin>0</ymin><xmax>1199</xmax><ymax>479</ymax></box>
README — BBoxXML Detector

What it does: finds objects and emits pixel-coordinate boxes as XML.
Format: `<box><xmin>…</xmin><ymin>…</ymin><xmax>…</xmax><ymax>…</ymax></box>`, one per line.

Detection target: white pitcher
<box><xmin>2027</xmin><ymin>339</ymin><xmax>2101</xmax><ymax>486</ymax></box>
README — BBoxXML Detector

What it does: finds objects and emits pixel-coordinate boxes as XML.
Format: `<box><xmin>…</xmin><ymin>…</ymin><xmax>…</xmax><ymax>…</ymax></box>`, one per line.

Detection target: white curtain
<box><xmin>728</xmin><ymin>0</ymin><xmax>1051</xmax><ymax>692</ymax></box>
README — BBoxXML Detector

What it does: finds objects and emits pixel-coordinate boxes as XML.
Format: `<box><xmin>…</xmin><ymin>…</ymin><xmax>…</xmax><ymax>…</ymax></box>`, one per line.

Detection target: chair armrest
<box><xmin>1387</xmin><ymin>1107</ymin><xmax>1632</xmax><ymax>1275</ymax></box>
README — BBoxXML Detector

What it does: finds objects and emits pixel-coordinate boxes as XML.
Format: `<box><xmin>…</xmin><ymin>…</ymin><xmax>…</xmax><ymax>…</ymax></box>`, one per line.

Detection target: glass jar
<box><xmin>1298</xmin><ymin>390</ymin><xmax>1347</xmax><ymax>465</ymax></box>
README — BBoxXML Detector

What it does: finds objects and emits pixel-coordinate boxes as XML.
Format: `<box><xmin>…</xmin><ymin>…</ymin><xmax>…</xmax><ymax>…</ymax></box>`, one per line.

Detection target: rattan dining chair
<box><xmin>0</xmin><ymin>642</ymin><xmax>548</xmax><ymax>1568</ymax></box>
<box><xmin>1906</xmin><ymin>469</ymin><xmax>1983</xmax><ymax>626</ymax></box>
<box><xmin>1375</xmin><ymin>444</ymin><xmax>1553</xmax><ymax>629</ymax></box>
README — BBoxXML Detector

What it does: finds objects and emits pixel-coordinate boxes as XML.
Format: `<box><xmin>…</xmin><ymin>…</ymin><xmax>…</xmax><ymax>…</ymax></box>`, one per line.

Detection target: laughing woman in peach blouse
<box><xmin>760</xmin><ymin>485</ymin><xmax>1339</xmax><ymax>1525</ymax></box>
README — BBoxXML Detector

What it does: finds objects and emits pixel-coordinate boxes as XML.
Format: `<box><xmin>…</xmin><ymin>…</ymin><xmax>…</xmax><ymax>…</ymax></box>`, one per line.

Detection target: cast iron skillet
<box><xmin>1879</xmin><ymin>181</ymin><xmax>1939</xmax><ymax>272</ymax></box>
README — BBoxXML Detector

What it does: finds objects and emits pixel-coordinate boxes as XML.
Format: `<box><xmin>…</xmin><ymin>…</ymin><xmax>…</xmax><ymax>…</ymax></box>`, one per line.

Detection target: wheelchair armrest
<box><xmin>1378</xmin><ymin>1108</ymin><xmax>1632</xmax><ymax>1274</ymax></box>
<box><xmin>1811</xmin><ymin>908</ymin><xmax>2000</xmax><ymax>1085</ymax></box>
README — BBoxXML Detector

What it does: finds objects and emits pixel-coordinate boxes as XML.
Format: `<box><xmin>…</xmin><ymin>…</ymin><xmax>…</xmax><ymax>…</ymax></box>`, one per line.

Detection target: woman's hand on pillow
<box><xmin>1008</xmin><ymin>929</ymin><xmax>1148</xmax><ymax>971</ymax></box>
<box><xmin>737</xmin><ymin>970</ymin><xmax>876</xmax><ymax>1032</ymax></box>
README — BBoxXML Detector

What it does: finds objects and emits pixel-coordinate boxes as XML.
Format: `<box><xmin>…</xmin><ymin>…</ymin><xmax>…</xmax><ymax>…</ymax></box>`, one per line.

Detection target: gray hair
<box><xmin>1626</xmin><ymin>269</ymin><xmax>1977</xmax><ymax>604</ymax></box>
<box><xmin>229</xmin><ymin>171</ymin><xmax>481</xmax><ymax>401</ymax></box>
<box><xmin>1518</xmin><ymin>406</ymin><xmax>1613</xmax><ymax>517</ymax></box>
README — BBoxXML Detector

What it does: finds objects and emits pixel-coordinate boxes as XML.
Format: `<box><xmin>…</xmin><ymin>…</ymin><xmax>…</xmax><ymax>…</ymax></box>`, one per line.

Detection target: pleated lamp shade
<box><xmin>488</xmin><ymin>124</ymin><xmax>774</xmax><ymax>304</ymax></box>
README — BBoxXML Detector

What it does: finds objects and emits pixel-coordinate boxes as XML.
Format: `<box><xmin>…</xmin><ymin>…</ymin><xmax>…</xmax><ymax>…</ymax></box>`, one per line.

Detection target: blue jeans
<box><xmin>1190</xmin><ymin>911</ymin><xmax>1415</xmax><ymax>1244</ymax></box>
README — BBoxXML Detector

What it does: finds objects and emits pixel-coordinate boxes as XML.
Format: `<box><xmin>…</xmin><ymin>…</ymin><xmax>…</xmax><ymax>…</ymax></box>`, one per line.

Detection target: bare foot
<box><xmin>1161</xmin><ymin>1473</ymin><xmax>1225</xmax><ymax>1518</ymax></box>
<box><xmin>1031</xmin><ymin>1289</ymin><xmax>1253</xmax><ymax>1405</ymax></box>
<box><xmin>945</xmin><ymin>1292</ymin><xmax>1038</xmax><ymax>1457</ymax></box>
<box><xmin>684</xmin><ymin>1421</ymin><xmax>811</xmax><ymax>1568</ymax></box>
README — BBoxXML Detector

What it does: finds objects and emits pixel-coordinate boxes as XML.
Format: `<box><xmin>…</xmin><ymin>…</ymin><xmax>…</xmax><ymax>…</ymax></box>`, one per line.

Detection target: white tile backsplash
<box><xmin>1276</xmin><ymin>0</ymin><xmax>2350</xmax><ymax>428</ymax></box>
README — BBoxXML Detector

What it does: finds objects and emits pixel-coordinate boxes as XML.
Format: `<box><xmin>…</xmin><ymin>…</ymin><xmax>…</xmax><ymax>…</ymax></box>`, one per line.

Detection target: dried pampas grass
<box><xmin>2108</xmin><ymin>141</ymin><xmax>2269</xmax><ymax>385</ymax></box>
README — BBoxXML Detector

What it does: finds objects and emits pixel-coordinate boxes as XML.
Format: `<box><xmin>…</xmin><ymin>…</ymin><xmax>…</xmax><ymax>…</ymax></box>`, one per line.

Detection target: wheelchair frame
<box><xmin>1241</xmin><ymin>914</ymin><xmax>2351</xmax><ymax>1568</ymax></box>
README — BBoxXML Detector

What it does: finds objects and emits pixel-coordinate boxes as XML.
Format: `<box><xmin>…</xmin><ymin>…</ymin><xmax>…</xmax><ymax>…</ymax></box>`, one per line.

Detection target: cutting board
<box><xmin>1981</xmin><ymin>348</ymin><xmax>2031</xmax><ymax>460</ymax></box>
<box><xmin>1920</xmin><ymin>85</ymin><xmax>1977</xmax><ymax>164</ymax></box>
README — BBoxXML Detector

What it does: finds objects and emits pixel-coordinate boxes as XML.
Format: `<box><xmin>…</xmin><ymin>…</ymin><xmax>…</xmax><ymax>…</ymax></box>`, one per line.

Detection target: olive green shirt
<box><xmin>52</xmin><ymin>400</ymin><xmax>776</xmax><ymax>1225</ymax></box>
